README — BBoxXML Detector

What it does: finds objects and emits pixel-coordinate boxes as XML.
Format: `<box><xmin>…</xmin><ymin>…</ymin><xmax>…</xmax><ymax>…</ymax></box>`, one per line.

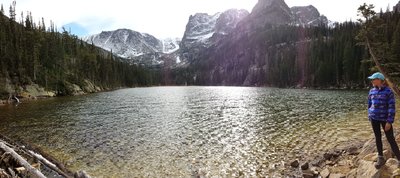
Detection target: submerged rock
<box><xmin>301</xmin><ymin>162</ymin><xmax>309</xmax><ymax>170</ymax></box>
<box><xmin>290</xmin><ymin>160</ymin><xmax>299</xmax><ymax>168</ymax></box>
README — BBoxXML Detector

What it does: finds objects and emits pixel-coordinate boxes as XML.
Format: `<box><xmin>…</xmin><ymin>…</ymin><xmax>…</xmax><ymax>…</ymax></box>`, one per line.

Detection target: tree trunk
<box><xmin>366</xmin><ymin>38</ymin><xmax>400</xmax><ymax>96</ymax></box>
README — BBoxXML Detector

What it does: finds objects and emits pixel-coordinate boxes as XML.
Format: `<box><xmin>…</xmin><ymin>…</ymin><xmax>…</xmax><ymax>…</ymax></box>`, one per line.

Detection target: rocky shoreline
<box><xmin>0</xmin><ymin>82</ymin><xmax>121</xmax><ymax>106</ymax></box>
<box><xmin>0</xmin><ymin>134</ymin><xmax>90</xmax><ymax>178</ymax></box>
<box><xmin>287</xmin><ymin>129</ymin><xmax>400</xmax><ymax>178</ymax></box>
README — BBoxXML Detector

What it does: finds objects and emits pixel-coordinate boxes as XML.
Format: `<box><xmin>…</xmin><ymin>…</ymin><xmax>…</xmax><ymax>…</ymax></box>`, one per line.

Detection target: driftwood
<box><xmin>0</xmin><ymin>142</ymin><xmax>46</xmax><ymax>178</ymax></box>
<box><xmin>27</xmin><ymin>150</ymin><xmax>73</xmax><ymax>178</ymax></box>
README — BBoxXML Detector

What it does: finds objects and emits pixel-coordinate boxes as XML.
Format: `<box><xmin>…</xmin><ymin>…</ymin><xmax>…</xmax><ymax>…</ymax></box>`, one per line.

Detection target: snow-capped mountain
<box><xmin>291</xmin><ymin>5</ymin><xmax>328</xmax><ymax>26</ymax></box>
<box><xmin>180</xmin><ymin>9</ymin><xmax>249</xmax><ymax>52</ymax></box>
<box><xmin>84</xmin><ymin>0</ymin><xmax>332</xmax><ymax>69</ymax></box>
<box><xmin>84</xmin><ymin>29</ymin><xmax>180</xmax><ymax>66</ymax></box>
<box><xmin>162</xmin><ymin>37</ymin><xmax>181</xmax><ymax>54</ymax></box>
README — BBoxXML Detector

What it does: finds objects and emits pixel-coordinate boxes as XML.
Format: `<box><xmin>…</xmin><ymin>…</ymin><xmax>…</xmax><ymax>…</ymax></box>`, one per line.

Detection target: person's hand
<box><xmin>385</xmin><ymin>123</ymin><xmax>392</xmax><ymax>131</ymax></box>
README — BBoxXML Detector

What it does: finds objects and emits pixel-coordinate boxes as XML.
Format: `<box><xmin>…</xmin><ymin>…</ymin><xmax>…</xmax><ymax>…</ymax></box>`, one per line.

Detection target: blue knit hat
<box><xmin>368</xmin><ymin>72</ymin><xmax>385</xmax><ymax>80</ymax></box>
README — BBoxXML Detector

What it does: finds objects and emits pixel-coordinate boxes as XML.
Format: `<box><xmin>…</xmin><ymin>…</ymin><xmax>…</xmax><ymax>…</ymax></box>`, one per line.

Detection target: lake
<box><xmin>0</xmin><ymin>86</ymin><xmax>372</xmax><ymax>177</ymax></box>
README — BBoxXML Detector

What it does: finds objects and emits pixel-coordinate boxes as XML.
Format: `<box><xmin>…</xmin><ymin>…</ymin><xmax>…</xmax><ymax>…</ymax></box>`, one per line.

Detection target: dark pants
<box><xmin>371</xmin><ymin>120</ymin><xmax>400</xmax><ymax>160</ymax></box>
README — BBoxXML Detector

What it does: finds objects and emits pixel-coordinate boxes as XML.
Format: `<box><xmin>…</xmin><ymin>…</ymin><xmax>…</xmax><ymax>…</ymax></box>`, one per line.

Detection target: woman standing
<box><xmin>368</xmin><ymin>72</ymin><xmax>400</xmax><ymax>169</ymax></box>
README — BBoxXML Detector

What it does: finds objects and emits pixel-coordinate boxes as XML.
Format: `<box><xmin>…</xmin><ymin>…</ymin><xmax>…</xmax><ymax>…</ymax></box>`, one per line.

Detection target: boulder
<box><xmin>353</xmin><ymin>159</ymin><xmax>380</xmax><ymax>178</ymax></box>
<box><xmin>320</xmin><ymin>168</ymin><xmax>330</xmax><ymax>178</ymax></box>
<box><xmin>64</xmin><ymin>82</ymin><xmax>84</xmax><ymax>96</ymax></box>
<box><xmin>22</xmin><ymin>84</ymin><xmax>56</xmax><ymax>98</ymax></box>
<box><xmin>380</xmin><ymin>158</ymin><xmax>399</xmax><ymax>178</ymax></box>
<box><xmin>359</xmin><ymin>138</ymin><xmax>376</xmax><ymax>158</ymax></box>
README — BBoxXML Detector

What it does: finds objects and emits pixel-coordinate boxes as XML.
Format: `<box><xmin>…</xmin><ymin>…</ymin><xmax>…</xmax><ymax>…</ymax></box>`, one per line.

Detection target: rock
<box><xmin>363</xmin><ymin>152</ymin><xmax>378</xmax><ymax>162</ymax></box>
<box><xmin>326</xmin><ymin>160</ymin><xmax>335</xmax><ymax>166</ymax></box>
<box><xmin>324</xmin><ymin>150</ymin><xmax>341</xmax><ymax>160</ymax></box>
<box><xmin>310</xmin><ymin>155</ymin><xmax>325</xmax><ymax>167</ymax></box>
<box><xmin>352</xmin><ymin>159</ymin><xmax>380</xmax><ymax>177</ymax></box>
<box><xmin>329</xmin><ymin>165</ymin><xmax>352</xmax><ymax>176</ymax></box>
<box><xmin>290</xmin><ymin>160</ymin><xmax>299</xmax><ymax>168</ymax></box>
<box><xmin>64</xmin><ymin>82</ymin><xmax>85</xmax><ymax>96</ymax></box>
<box><xmin>81</xmin><ymin>79</ymin><xmax>98</xmax><ymax>93</ymax></box>
<box><xmin>302</xmin><ymin>170</ymin><xmax>315</xmax><ymax>178</ymax></box>
<box><xmin>346</xmin><ymin>169</ymin><xmax>357</xmax><ymax>178</ymax></box>
<box><xmin>22</xmin><ymin>84</ymin><xmax>56</xmax><ymax>98</ymax></box>
<box><xmin>380</xmin><ymin>158</ymin><xmax>399</xmax><ymax>178</ymax></box>
<box><xmin>320</xmin><ymin>168</ymin><xmax>330</xmax><ymax>178</ymax></box>
<box><xmin>337</xmin><ymin>159</ymin><xmax>353</xmax><ymax>167</ymax></box>
<box><xmin>358</xmin><ymin>138</ymin><xmax>376</xmax><ymax>158</ymax></box>
<box><xmin>346</xmin><ymin>145</ymin><xmax>362</xmax><ymax>155</ymax></box>
<box><xmin>383</xmin><ymin>150</ymin><xmax>393</xmax><ymax>160</ymax></box>
<box><xmin>329</xmin><ymin>173</ymin><xmax>346</xmax><ymax>178</ymax></box>
<box><xmin>301</xmin><ymin>162</ymin><xmax>309</xmax><ymax>170</ymax></box>
<box><xmin>74</xmin><ymin>170</ymin><xmax>91</xmax><ymax>178</ymax></box>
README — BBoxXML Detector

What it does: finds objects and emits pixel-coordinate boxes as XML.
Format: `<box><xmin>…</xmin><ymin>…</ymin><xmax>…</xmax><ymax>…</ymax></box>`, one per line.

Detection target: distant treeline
<box><xmin>171</xmin><ymin>8</ymin><xmax>400</xmax><ymax>88</ymax></box>
<box><xmin>0</xmin><ymin>2</ymin><xmax>160</xmax><ymax>98</ymax></box>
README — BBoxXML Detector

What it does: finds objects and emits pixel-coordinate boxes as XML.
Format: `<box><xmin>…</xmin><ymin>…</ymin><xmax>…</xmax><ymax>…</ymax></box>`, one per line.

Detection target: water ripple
<box><xmin>0</xmin><ymin>87</ymin><xmax>373</xmax><ymax>177</ymax></box>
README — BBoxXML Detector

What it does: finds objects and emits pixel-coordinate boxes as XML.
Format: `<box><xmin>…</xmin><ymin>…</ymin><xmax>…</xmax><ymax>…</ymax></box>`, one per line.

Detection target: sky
<box><xmin>0</xmin><ymin>0</ymin><xmax>399</xmax><ymax>38</ymax></box>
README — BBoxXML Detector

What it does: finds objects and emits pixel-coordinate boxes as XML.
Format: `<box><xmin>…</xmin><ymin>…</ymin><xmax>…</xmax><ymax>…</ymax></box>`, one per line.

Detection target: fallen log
<box><xmin>0</xmin><ymin>142</ymin><xmax>46</xmax><ymax>178</ymax></box>
<box><xmin>27</xmin><ymin>150</ymin><xmax>72</xmax><ymax>178</ymax></box>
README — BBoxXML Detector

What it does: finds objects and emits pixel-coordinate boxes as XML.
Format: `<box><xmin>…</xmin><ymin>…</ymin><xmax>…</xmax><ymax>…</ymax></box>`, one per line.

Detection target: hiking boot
<box><xmin>375</xmin><ymin>156</ymin><xmax>386</xmax><ymax>169</ymax></box>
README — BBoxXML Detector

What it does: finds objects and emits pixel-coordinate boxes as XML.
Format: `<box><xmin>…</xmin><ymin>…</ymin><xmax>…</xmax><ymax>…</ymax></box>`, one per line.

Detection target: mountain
<box><xmin>180</xmin><ymin>9</ymin><xmax>249</xmax><ymax>53</ymax></box>
<box><xmin>394</xmin><ymin>1</ymin><xmax>400</xmax><ymax>12</ymax></box>
<box><xmin>291</xmin><ymin>5</ymin><xmax>328</xmax><ymax>26</ymax></box>
<box><xmin>248</xmin><ymin>0</ymin><xmax>293</xmax><ymax>26</ymax></box>
<box><xmin>170</xmin><ymin>0</ymin><xmax>369</xmax><ymax>88</ymax></box>
<box><xmin>84</xmin><ymin>29</ymin><xmax>180</xmax><ymax>66</ymax></box>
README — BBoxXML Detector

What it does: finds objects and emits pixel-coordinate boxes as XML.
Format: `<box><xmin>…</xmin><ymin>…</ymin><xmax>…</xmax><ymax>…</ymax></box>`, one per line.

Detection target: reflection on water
<box><xmin>0</xmin><ymin>87</ymin><xmax>372</xmax><ymax>177</ymax></box>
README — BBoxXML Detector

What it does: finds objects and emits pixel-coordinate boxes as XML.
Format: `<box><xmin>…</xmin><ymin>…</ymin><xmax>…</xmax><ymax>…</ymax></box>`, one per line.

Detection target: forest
<box><xmin>0</xmin><ymin>2</ymin><xmax>160</xmax><ymax>99</ymax></box>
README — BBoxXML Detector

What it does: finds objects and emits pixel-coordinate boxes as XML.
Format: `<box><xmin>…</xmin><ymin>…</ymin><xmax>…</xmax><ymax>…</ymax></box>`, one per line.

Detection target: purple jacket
<box><xmin>368</xmin><ymin>86</ymin><xmax>396</xmax><ymax>123</ymax></box>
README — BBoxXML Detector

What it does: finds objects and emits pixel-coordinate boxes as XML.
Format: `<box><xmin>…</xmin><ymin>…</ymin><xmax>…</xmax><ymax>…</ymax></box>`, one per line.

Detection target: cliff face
<box><xmin>178</xmin><ymin>0</ymin><xmax>308</xmax><ymax>86</ymax></box>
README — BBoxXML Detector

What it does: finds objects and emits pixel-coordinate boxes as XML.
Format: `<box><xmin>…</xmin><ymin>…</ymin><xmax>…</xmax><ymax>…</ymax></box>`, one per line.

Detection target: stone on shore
<box><xmin>290</xmin><ymin>160</ymin><xmax>299</xmax><ymax>168</ymax></box>
<box><xmin>320</xmin><ymin>168</ymin><xmax>330</xmax><ymax>178</ymax></box>
<box><xmin>301</xmin><ymin>162</ymin><xmax>309</xmax><ymax>170</ymax></box>
<box><xmin>296</xmin><ymin>131</ymin><xmax>400</xmax><ymax>178</ymax></box>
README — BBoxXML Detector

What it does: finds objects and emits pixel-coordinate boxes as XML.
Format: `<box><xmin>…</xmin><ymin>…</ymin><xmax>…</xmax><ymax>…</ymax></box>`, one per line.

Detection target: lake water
<box><xmin>0</xmin><ymin>87</ymin><xmax>373</xmax><ymax>177</ymax></box>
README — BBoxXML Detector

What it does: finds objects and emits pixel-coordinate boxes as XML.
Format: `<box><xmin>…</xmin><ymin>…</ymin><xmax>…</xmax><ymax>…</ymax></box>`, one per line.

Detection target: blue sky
<box><xmin>1</xmin><ymin>0</ymin><xmax>399</xmax><ymax>38</ymax></box>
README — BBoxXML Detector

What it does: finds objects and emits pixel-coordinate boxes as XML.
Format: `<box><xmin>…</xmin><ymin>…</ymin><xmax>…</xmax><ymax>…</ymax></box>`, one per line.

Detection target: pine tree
<box><xmin>0</xmin><ymin>4</ymin><xmax>4</xmax><ymax>15</ymax></box>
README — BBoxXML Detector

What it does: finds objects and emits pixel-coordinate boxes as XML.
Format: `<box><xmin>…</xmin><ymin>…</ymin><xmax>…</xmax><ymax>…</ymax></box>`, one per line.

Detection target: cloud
<box><xmin>3</xmin><ymin>0</ymin><xmax>398</xmax><ymax>38</ymax></box>
<box><xmin>2</xmin><ymin>0</ymin><xmax>257</xmax><ymax>38</ymax></box>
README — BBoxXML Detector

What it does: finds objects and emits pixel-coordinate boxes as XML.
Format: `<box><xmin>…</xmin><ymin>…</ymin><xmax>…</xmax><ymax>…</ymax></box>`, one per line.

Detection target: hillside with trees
<box><xmin>357</xmin><ymin>3</ymin><xmax>400</xmax><ymax>95</ymax></box>
<box><xmin>0</xmin><ymin>2</ymin><xmax>159</xmax><ymax>99</ymax></box>
<box><xmin>170</xmin><ymin>1</ymin><xmax>400</xmax><ymax>89</ymax></box>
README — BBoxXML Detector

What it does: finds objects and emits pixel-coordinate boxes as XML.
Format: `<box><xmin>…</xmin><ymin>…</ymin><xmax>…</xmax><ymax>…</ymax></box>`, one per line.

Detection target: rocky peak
<box><xmin>84</xmin><ymin>29</ymin><xmax>163</xmax><ymax>58</ymax></box>
<box><xmin>182</xmin><ymin>12</ymin><xmax>221</xmax><ymax>43</ymax></box>
<box><xmin>291</xmin><ymin>5</ymin><xmax>328</xmax><ymax>26</ymax></box>
<box><xmin>215</xmin><ymin>9</ymin><xmax>249</xmax><ymax>35</ymax></box>
<box><xmin>394</xmin><ymin>1</ymin><xmax>400</xmax><ymax>12</ymax></box>
<box><xmin>181</xmin><ymin>9</ymin><xmax>249</xmax><ymax>51</ymax></box>
<box><xmin>249</xmin><ymin>0</ymin><xmax>293</xmax><ymax>26</ymax></box>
